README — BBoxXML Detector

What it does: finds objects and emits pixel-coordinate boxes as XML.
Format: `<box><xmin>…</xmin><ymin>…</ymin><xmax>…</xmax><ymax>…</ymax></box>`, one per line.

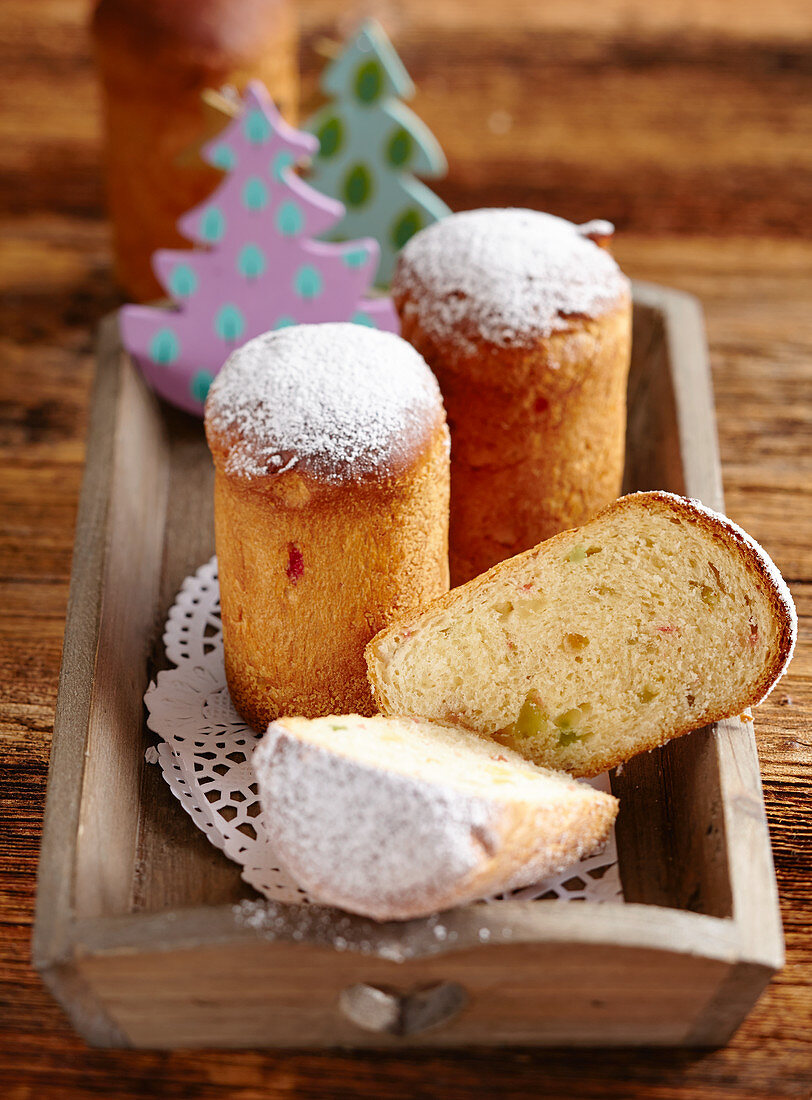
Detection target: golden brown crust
<box><xmin>219</xmin><ymin>422</ymin><xmax>450</xmax><ymax>731</ymax></box>
<box><xmin>366</xmin><ymin>491</ymin><xmax>796</xmax><ymax>777</ymax></box>
<box><xmin>395</xmin><ymin>282</ymin><xmax>632</xmax><ymax>585</ymax></box>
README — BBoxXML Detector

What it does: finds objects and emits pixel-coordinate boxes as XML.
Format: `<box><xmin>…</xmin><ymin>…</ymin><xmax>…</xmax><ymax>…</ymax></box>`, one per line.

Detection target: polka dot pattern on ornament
<box><xmin>271</xmin><ymin>150</ymin><xmax>295</xmax><ymax>181</ymax></box>
<box><xmin>303</xmin><ymin>19</ymin><xmax>450</xmax><ymax>286</ymax></box>
<box><xmin>387</xmin><ymin>127</ymin><xmax>412</xmax><ymax>168</ymax></box>
<box><xmin>120</xmin><ymin>82</ymin><xmax>401</xmax><ymax>421</ymax></box>
<box><xmin>275</xmin><ymin>200</ymin><xmax>304</xmax><ymax>237</ymax></box>
<box><xmin>242</xmin><ymin>177</ymin><xmax>269</xmax><ymax>211</ymax></box>
<box><xmin>211</xmin><ymin>144</ymin><xmax>236</xmax><ymax>170</ymax></box>
<box><xmin>238</xmin><ymin>244</ymin><xmax>266</xmax><ymax>279</ymax></box>
<box><xmin>244</xmin><ymin>108</ymin><xmax>272</xmax><ymax>145</ymax></box>
<box><xmin>191</xmin><ymin>370</ymin><xmax>214</xmax><ymax>403</ymax></box>
<box><xmin>392</xmin><ymin>208</ymin><xmax>422</xmax><ymax>250</ymax></box>
<box><xmin>200</xmin><ymin>207</ymin><xmax>226</xmax><ymax>243</ymax></box>
<box><xmin>344</xmin><ymin>164</ymin><xmax>373</xmax><ymax>207</ymax></box>
<box><xmin>343</xmin><ymin>247</ymin><xmax>369</xmax><ymax>269</ymax></box>
<box><xmin>317</xmin><ymin>116</ymin><xmax>343</xmax><ymax>158</ymax></box>
<box><xmin>169</xmin><ymin>264</ymin><xmax>197</xmax><ymax>298</ymax></box>
<box><xmin>215</xmin><ymin>304</ymin><xmax>246</xmax><ymax>342</ymax></box>
<box><xmin>150</xmin><ymin>328</ymin><xmax>180</xmax><ymax>365</ymax></box>
<box><xmin>355</xmin><ymin>59</ymin><xmax>384</xmax><ymax>103</ymax></box>
<box><xmin>294</xmin><ymin>265</ymin><xmax>323</xmax><ymax>300</ymax></box>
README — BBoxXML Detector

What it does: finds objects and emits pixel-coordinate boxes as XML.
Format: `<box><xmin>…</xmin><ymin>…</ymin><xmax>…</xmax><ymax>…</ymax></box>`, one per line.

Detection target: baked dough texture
<box><xmin>366</xmin><ymin>492</ymin><xmax>797</xmax><ymax>778</ymax></box>
<box><xmin>253</xmin><ymin>714</ymin><xmax>618</xmax><ymax>921</ymax></box>
<box><xmin>393</xmin><ymin>208</ymin><xmax>632</xmax><ymax>585</ymax></box>
<box><xmin>205</xmin><ymin>324</ymin><xmax>450</xmax><ymax>730</ymax></box>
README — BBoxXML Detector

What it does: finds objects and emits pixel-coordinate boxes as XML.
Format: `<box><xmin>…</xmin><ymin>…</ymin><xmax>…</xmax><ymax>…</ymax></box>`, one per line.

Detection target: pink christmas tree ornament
<box><xmin>120</xmin><ymin>82</ymin><xmax>398</xmax><ymax>417</ymax></box>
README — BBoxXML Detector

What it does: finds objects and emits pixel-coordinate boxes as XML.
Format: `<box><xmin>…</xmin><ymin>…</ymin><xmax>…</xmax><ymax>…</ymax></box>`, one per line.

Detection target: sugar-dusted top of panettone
<box><xmin>205</xmin><ymin>323</ymin><xmax>446</xmax><ymax>484</ymax></box>
<box><xmin>393</xmin><ymin>208</ymin><xmax>631</xmax><ymax>352</ymax></box>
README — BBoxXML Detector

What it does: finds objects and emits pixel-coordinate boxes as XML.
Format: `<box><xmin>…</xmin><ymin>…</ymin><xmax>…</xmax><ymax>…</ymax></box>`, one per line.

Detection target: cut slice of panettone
<box><xmin>366</xmin><ymin>492</ymin><xmax>796</xmax><ymax>777</ymax></box>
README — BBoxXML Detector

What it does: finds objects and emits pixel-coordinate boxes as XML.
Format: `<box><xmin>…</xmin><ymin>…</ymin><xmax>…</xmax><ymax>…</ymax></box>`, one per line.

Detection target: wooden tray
<box><xmin>33</xmin><ymin>284</ymin><xmax>784</xmax><ymax>1049</ymax></box>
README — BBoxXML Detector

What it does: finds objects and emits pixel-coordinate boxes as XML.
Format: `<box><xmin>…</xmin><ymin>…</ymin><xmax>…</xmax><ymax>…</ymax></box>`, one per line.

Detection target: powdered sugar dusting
<box><xmin>640</xmin><ymin>491</ymin><xmax>797</xmax><ymax>696</ymax></box>
<box><xmin>255</xmin><ymin>727</ymin><xmax>495</xmax><ymax>920</ymax></box>
<box><xmin>205</xmin><ymin>323</ymin><xmax>443</xmax><ymax>483</ymax></box>
<box><xmin>393</xmin><ymin>209</ymin><xmax>630</xmax><ymax>351</ymax></box>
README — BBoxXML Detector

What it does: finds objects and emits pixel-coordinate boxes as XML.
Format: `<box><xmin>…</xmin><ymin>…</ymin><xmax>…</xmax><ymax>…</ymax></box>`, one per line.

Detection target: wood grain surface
<box><xmin>1</xmin><ymin>0</ymin><xmax>810</xmax><ymax>1096</ymax></box>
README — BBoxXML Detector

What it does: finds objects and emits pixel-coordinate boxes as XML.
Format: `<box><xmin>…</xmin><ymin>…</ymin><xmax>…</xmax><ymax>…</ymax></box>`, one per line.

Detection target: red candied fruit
<box><xmin>286</xmin><ymin>542</ymin><xmax>304</xmax><ymax>585</ymax></box>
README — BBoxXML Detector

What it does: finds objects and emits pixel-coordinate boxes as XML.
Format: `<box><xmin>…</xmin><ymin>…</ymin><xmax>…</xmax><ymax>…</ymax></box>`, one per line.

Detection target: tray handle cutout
<box><xmin>339</xmin><ymin>981</ymin><xmax>468</xmax><ymax>1036</ymax></box>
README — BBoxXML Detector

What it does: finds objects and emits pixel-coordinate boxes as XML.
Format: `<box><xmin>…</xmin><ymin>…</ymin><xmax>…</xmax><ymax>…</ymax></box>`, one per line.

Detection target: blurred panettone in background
<box><xmin>91</xmin><ymin>0</ymin><xmax>298</xmax><ymax>301</ymax></box>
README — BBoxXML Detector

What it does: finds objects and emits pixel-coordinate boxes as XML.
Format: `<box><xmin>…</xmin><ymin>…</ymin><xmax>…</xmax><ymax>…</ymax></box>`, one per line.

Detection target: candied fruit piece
<box><xmin>637</xmin><ymin>686</ymin><xmax>658</xmax><ymax>704</ymax></box>
<box><xmin>701</xmin><ymin>584</ymin><xmax>719</xmax><ymax>608</ymax></box>
<box><xmin>495</xmin><ymin>691</ymin><xmax>550</xmax><ymax>741</ymax></box>
<box><xmin>514</xmin><ymin>695</ymin><xmax>549</xmax><ymax>738</ymax></box>
<box><xmin>567</xmin><ymin>545</ymin><xmax>587</xmax><ymax>563</ymax></box>
<box><xmin>554</xmin><ymin>708</ymin><xmax>585</xmax><ymax>731</ymax></box>
<box><xmin>555</xmin><ymin>705</ymin><xmax>594</xmax><ymax>747</ymax></box>
<box><xmin>286</xmin><ymin>542</ymin><xmax>304</xmax><ymax>584</ymax></box>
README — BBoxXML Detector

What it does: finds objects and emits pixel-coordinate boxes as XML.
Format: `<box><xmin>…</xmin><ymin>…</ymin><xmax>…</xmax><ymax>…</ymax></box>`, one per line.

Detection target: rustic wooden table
<box><xmin>2</xmin><ymin>0</ymin><xmax>810</xmax><ymax>1096</ymax></box>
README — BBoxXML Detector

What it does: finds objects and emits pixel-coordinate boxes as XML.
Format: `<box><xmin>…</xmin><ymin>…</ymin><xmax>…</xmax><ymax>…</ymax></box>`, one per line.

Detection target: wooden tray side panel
<box><xmin>33</xmin><ymin>319</ymin><xmax>123</xmax><ymax>969</ymax></box>
<box><xmin>73</xmin><ymin>351</ymin><xmax>171</xmax><ymax>919</ymax></box>
<box><xmin>131</xmin><ymin>408</ymin><xmax>252</xmax><ymax>912</ymax></box>
<box><xmin>615</xmin><ymin>291</ymin><xmax>731</xmax><ymax>917</ymax></box>
<box><xmin>623</xmin><ymin>298</ymin><xmax>686</xmax><ymax>498</ymax></box>
<box><xmin>76</xmin><ymin>938</ymin><xmax>733</xmax><ymax>1049</ymax></box>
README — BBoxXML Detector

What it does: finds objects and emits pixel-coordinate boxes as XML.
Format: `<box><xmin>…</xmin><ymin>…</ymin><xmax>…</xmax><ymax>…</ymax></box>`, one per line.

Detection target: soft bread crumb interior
<box><xmin>369</xmin><ymin>501</ymin><xmax>781</xmax><ymax>774</ymax></box>
<box><xmin>274</xmin><ymin>715</ymin><xmax>590</xmax><ymax>801</ymax></box>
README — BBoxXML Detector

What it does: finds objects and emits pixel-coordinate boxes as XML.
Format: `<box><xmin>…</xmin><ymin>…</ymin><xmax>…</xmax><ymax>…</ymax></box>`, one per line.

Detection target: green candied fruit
<box><xmin>554</xmin><ymin>704</ymin><xmax>594</xmax><ymax>747</ymax></box>
<box><xmin>329</xmin><ymin>723</ymin><xmax>347</xmax><ymax>732</ymax></box>
<box><xmin>567</xmin><ymin>544</ymin><xmax>602</xmax><ymax>563</ymax></box>
<box><xmin>637</xmin><ymin>686</ymin><xmax>658</xmax><ymax>704</ymax></box>
<box><xmin>558</xmin><ymin>730</ymin><xmax>580</xmax><ymax>747</ymax></box>
<box><xmin>514</xmin><ymin>695</ymin><xmax>550</xmax><ymax>739</ymax></box>
<box><xmin>554</xmin><ymin>707</ymin><xmax>585</xmax><ymax>732</ymax></box>
<box><xmin>496</xmin><ymin>692</ymin><xmax>549</xmax><ymax>741</ymax></box>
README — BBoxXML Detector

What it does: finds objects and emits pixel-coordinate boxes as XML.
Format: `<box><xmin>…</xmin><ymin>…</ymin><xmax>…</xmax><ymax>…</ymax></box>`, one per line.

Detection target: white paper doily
<box><xmin>145</xmin><ymin>558</ymin><xmax>623</xmax><ymax>910</ymax></box>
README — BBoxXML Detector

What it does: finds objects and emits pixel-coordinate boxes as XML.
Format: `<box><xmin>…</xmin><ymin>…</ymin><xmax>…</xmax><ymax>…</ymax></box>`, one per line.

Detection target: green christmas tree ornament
<box><xmin>306</xmin><ymin>19</ymin><xmax>450</xmax><ymax>286</ymax></box>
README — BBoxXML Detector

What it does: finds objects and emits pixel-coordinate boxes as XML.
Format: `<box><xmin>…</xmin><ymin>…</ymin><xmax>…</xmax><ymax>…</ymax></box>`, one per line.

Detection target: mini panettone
<box><xmin>205</xmin><ymin>322</ymin><xmax>450</xmax><ymax>730</ymax></box>
<box><xmin>392</xmin><ymin>208</ymin><xmax>632</xmax><ymax>585</ymax></box>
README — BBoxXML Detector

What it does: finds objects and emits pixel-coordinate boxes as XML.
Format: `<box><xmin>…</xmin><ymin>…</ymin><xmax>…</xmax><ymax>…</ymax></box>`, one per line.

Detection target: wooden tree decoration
<box><xmin>306</xmin><ymin>19</ymin><xmax>450</xmax><ymax>287</ymax></box>
<box><xmin>120</xmin><ymin>81</ymin><xmax>397</xmax><ymax>417</ymax></box>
